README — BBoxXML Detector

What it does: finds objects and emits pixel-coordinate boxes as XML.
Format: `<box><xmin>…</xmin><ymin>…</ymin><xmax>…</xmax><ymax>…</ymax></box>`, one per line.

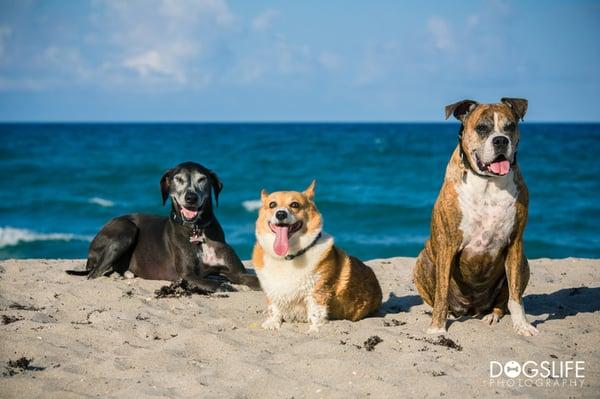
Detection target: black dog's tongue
<box><xmin>181</xmin><ymin>207</ymin><xmax>198</xmax><ymax>219</ymax></box>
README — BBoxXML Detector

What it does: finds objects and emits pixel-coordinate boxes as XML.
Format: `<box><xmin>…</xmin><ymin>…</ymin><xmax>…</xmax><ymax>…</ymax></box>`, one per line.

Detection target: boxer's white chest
<box><xmin>456</xmin><ymin>171</ymin><xmax>518</xmax><ymax>257</ymax></box>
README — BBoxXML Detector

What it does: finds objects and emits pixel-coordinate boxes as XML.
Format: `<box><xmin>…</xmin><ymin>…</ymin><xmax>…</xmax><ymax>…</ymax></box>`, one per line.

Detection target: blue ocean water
<box><xmin>0</xmin><ymin>123</ymin><xmax>599</xmax><ymax>261</ymax></box>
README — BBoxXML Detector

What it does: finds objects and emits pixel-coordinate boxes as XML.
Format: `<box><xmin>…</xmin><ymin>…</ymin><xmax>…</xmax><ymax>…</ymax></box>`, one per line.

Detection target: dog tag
<box><xmin>189</xmin><ymin>235</ymin><xmax>205</xmax><ymax>244</ymax></box>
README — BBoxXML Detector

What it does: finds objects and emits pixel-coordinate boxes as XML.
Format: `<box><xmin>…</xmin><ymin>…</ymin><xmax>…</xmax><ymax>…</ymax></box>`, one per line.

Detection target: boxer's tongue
<box><xmin>273</xmin><ymin>225</ymin><xmax>289</xmax><ymax>256</ymax></box>
<box><xmin>489</xmin><ymin>159</ymin><xmax>510</xmax><ymax>175</ymax></box>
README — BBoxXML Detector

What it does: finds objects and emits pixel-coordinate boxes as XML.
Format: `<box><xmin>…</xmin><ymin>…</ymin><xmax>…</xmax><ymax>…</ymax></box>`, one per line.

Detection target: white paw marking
<box><xmin>426</xmin><ymin>325</ymin><xmax>447</xmax><ymax>335</ymax></box>
<box><xmin>261</xmin><ymin>317</ymin><xmax>282</xmax><ymax>330</ymax></box>
<box><xmin>308</xmin><ymin>323</ymin><xmax>321</xmax><ymax>334</ymax></box>
<box><xmin>508</xmin><ymin>299</ymin><xmax>539</xmax><ymax>336</ymax></box>
<box><xmin>514</xmin><ymin>322</ymin><xmax>539</xmax><ymax>336</ymax></box>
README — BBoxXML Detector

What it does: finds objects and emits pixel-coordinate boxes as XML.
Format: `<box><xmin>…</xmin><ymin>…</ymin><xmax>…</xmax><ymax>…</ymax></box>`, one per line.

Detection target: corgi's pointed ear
<box><xmin>303</xmin><ymin>180</ymin><xmax>316</xmax><ymax>200</ymax></box>
<box><xmin>260</xmin><ymin>189</ymin><xmax>269</xmax><ymax>202</ymax></box>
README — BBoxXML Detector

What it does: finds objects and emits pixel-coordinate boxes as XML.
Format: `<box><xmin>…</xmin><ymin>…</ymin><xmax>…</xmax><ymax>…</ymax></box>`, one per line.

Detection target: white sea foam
<box><xmin>89</xmin><ymin>197</ymin><xmax>115</xmax><ymax>207</ymax></box>
<box><xmin>0</xmin><ymin>227</ymin><xmax>92</xmax><ymax>248</ymax></box>
<box><xmin>242</xmin><ymin>199</ymin><xmax>262</xmax><ymax>212</ymax></box>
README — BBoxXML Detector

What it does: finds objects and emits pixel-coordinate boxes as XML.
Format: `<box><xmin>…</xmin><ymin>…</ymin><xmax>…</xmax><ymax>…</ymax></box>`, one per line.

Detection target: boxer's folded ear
<box><xmin>501</xmin><ymin>98</ymin><xmax>528</xmax><ymax>121</ymax></box>
<box><xmin>444</xmin><ymin>99</ymin><xmax>478</xmax><ymax>121</ymax></box>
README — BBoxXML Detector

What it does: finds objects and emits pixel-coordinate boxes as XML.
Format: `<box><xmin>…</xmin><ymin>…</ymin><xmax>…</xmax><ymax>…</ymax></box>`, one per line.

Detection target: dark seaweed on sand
<box><xmin>154</xmin><ymin>279</ymin><xmax>231</xmax><ymax>298</ymax></box>
<box><xmin>363</xmin><ymin>336</ymin><xmax>383</xmax><ymax>351</ymax></box>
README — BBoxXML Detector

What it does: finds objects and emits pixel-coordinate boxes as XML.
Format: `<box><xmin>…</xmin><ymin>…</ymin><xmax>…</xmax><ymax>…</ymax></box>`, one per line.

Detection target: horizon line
<box><xmin>1</xmin><ymin>120</ymin><xmax>599</xmax><ymax>124</ymax></box>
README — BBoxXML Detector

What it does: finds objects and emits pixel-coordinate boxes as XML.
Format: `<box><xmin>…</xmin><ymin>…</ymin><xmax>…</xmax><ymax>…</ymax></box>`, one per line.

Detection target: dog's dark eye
<box><xmin>174</xmin><ymin>176</ymin><xmax>184</xmax><ymax>184</ymax></box>
<box><xmin>504</xmin><ymin>122</ymin><xmax>516</xmax><ymax>132</ymax></box>
<box><xmin>290</xmin><ymin>201</ymin><xmax>300</xmax><ymax>209</ymax></box>
<box><xmin>475</xmin><ymin>124</ymin><xmax>490</xmax><ymax>135</ymax></box>
<box><xmin>197</xmin><ymin>176</ymin><xmax>206</xmax><ymax>183</ymax></box>
<box><xmin>268</xmin><ymin>201</ymin><xmax>277</xmax><ymax>209</ymax></box>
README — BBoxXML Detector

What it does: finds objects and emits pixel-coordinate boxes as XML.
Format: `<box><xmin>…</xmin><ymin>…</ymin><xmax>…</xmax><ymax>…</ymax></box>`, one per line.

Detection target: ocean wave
<box><xmin>88</xmin><ymin>197</ymin><xmax>115</xmax><ymax>207</ymax></box>
<box><xmin>0</xmin><ymin>227</ymin><xmax>93</xmax><ymax>248</ymax></box>
<box><xmin>242</xmin><ymin>199</ymin><xmax>262</xmax><ymax>212</ymax></box>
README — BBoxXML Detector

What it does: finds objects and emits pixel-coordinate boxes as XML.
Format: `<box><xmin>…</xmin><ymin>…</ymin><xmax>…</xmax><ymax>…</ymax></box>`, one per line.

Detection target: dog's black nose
<box><xmin>275</xmin><ymin>210</ymin><xmax>288</xmax><ymax>221</ymax></box>
<box><xmin>493</xmin><ymin>136</ymin><xmax>509</xmax><ymax>149</ymax></box>
<box><xmin>184</xmin><ymin>191</ymin><xmax>198</xmax><ymax>204</ymax></box>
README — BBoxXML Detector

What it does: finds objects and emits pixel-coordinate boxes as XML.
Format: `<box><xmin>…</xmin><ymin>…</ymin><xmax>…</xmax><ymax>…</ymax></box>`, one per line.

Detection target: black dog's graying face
<box><xmin>446</xmin><ymin>98</ymin><xmax>528</xmax><ymax>177</ymax></box>
<box><xmin>160</xmin><ymin>162</ymin><xmax>223</xmax><ymax>223</ymax></box>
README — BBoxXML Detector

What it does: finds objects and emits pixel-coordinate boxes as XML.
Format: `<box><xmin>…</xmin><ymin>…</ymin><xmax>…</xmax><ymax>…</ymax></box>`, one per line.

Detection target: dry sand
<box><xmin>0</xmin><ymin>257</ymin><xmax>598</xmax><ymax>398</ymax></box>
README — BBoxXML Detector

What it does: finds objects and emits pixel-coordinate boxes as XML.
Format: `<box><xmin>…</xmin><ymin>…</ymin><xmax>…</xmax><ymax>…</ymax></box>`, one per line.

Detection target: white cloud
<box><xmin>318</xmin><ymin>51</ymin><xmax>340</xmax><ymax>70</ymax></box>
<box><xmin>123</xmin><ymin>50</ymin><xmax>185</xmax><ymax>82</ymax></box>
<box><xmin>427</xmin><ymin>16</ymin><xmax>455</xmax><ymax>53</ymax></box>
<box><xmin>251</xmin><ymin>9</ymin><xmax>279</xmax><ymax>31</ymax></box>
<box><xmin>0</xmin><ymin>25</ymin><xmax>12</xmax><ymax>61</ymax></box>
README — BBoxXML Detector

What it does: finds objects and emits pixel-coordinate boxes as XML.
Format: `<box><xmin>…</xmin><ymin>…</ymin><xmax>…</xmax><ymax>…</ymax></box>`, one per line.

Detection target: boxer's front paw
<box><xmin>482</xmin><ymin>312</ymin><xmax>501</xmax><ymax>325</ymax></box>
<box><xmin>426</xmin><ymin>325</ymin><xmax>447</xmax><ymax>335</ymax></box>
<box><xmin>513</xmin><ymin>322</ymin><xmax>539</xmax><ymax>336</ymax></box>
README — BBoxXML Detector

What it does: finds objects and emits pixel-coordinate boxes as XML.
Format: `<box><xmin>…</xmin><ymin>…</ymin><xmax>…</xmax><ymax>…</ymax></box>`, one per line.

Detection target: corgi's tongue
<box><xmin>273</xmin><ymin>225</ymin><xmax>289</xmax><ymax>256</ymax></box>
<box><xmin>181</xmin><ymin>207</ymin><xmax>198</xmax><ymax>220</ymax></box>
<box><xmin>489</xmin><ymin>159</ymin><xmax>510</xmax><ymax>175</ymax></box>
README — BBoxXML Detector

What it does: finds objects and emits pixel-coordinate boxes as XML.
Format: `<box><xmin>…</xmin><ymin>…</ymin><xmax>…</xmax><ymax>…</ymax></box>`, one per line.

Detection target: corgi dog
<box><xmin>252</xmin><ymin>181</ymin><xmax>382</xmax><ymax>332</ymax></box>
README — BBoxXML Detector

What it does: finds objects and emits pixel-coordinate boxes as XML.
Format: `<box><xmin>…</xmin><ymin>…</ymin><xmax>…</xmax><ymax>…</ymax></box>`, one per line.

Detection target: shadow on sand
<box><xmin>379</xmin><ymin>292</ymin><xmax>423</xmax><ymax>316</ymax></box>
<box><xmin>376</xmin><ymin>286</ymin><xmax>600</xmax><ymax>326</ymax></box>
<box><xmin>524</xmin><ymin>286</ymin><xmax>600</xmax><ymax>327</ymax></box>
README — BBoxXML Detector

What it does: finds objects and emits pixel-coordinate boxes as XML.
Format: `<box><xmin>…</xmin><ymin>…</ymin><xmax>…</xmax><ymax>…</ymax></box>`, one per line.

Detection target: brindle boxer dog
<box><xmin>413</xmin><ymin>98</ymin><xmax>539</xmax><ymax>336</ymax></box>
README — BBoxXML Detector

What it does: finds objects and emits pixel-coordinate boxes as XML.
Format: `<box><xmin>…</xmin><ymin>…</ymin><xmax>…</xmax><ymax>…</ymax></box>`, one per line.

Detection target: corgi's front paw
<box><xmin>262</xmin><ymin>317</ymin><xmax>282</xmax><ymax>330</ymax></box>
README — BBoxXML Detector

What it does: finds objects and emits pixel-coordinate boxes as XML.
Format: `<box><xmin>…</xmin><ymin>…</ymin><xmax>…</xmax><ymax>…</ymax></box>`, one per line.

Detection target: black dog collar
<box><xmin>284</xmin><ymin>233</ymin><xmax>322</xmax><ymax>261</ymax></box>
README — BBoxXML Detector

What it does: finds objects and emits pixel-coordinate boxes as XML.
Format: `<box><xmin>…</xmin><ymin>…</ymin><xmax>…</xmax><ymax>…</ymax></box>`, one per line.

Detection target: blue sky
<box><xmin>0</xmin><ymin>0</ymin><xmax>598</xmax><ymax>121</ymax></box>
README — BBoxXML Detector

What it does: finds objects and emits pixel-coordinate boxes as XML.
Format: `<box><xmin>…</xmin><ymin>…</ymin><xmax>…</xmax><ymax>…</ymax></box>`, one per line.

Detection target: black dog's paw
<box><xmin>242</xmin><ymin>275</ymin><xmax>262</xmax><ymax>291</ymax></box>
<box><xmin>216</xmin><ymin>283</ymin><xmax>237</xmax><ymax>293</ymax></box>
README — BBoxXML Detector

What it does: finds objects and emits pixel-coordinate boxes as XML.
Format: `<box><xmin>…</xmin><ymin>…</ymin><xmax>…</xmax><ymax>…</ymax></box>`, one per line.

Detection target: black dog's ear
<box><xmin>501</xmin><ymin>98</ymin><xmax>528</xmax><ymax>121</ymax></box>
<box><xmin>160</xmin><ymin>168</ymin><xmax>175</xmax><ymax>206</ymax></box>
<box><xmin>207</xmin><ymin>169</ymin><xmax>223</xmax><ymax>207</ymax></box>
<box><xmin>445</xmin><ymin>99</ymin><xmax>479</xmax><ymax>121</ymax></box>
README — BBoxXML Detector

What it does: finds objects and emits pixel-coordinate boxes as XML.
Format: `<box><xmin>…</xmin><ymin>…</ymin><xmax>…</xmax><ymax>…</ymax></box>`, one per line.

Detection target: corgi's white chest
<box><xmin>256</xmin><ymin>235</ymin><xmax>333</xmax><ymax>320</ymax></box>
<box><xmin>457</xmin><ymin>171</ymin><xmax>518</xmax><ymax>257</ymax></box>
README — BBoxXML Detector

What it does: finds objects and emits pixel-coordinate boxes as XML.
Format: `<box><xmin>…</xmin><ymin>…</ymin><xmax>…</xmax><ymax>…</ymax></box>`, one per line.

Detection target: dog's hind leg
<box><xmin>413</xmin><ymin>249</ymin><xmax>435</xmax><ymax>307</ymax></box>
<box><xmin>203</xmin><ymin>240</ymin><xmax>261</xmax><ymax>290</ymax></box>
<box><xmin>181</xmin><ymin>272</ymin><xmax>225</xmax><ymax>293</ymax></box>
<box><xmin>482</xmin><ymin>281</ymin><xmax>508</xmax><ymax>325</ymax></box>
<box><xmin>223</xmin><ymin>271</ymin><xmax>261</xmax><ymax>290</ymax></box>
<box><xmin>86</xmin><ymin>217</ymin><xmax>138</xmax><ymax>279</ymax></box>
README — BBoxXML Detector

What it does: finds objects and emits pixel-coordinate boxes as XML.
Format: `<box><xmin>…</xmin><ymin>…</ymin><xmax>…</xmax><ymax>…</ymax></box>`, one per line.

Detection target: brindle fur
<box><xmin>414</xmin><ymin>99</ymin><xmax>533</xmax><ymax>333</ymax></box>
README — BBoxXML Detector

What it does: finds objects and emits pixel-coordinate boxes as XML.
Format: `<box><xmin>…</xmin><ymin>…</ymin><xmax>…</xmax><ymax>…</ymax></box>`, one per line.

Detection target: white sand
<box><xmin>0</xmin><ymin>257</ymin><xmax>598</xmax><ymax>398</ymax></box>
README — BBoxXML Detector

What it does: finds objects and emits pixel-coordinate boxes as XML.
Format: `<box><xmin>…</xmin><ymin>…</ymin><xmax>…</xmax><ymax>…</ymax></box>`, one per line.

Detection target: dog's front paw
<box><xmin>513</xmin><ymin>322</ymin><xmax>539</xmax><ymax>336</ymax></box>
<box><xmin>426</xmin><ymin>325</ymin><xmax>447</xmax><ymax>335</ymax></box>
<box><xmin>216</xmin><ymin>283</ymin><xmax>236</xmax><ymax>293</ymax></box>
<box><xmin>482</xmin><ymin>312</ymin><xmax>501</xmax><ymax>325</ymax></box>
<box><xmin>262</xmin><ymin>318</ymin><xmax>282</xmax><ymax>330</ymax></box>
<box><xmin>307</xmin><ymin>323</ymin><xmax>324</xmax><ymax>334</ymax></box>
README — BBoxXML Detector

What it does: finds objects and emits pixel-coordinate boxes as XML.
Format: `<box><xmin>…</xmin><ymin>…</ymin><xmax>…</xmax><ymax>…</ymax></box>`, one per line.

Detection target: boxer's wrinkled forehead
<box><xmin>463</xmin><ymin>104</ymin><xmax>517</xmax><ymax>137</ymax></box>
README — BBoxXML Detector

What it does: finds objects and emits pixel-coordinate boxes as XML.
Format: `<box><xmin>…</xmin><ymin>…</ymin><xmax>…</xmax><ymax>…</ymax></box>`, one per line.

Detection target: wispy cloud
<box><xmin>251</xmin><ymin>9</ymin><xmax>278</xmax><ymax>31</ymax></box>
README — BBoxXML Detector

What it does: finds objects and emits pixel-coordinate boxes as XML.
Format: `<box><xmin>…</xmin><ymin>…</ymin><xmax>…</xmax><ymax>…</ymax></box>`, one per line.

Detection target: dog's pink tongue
<box><xmin>181</xmin><ymin>207</ymin><xmax>198</xmax><ymax>219</ymax></box>
<box><xmin>273</xmin><ymin>225</ymin><xmax>289</xmax><ymax>256</ymax></box>
<box><xmin>489</xmin><ymin>160</ymin><xmax>511</xmax><ymax>175</ymax></box>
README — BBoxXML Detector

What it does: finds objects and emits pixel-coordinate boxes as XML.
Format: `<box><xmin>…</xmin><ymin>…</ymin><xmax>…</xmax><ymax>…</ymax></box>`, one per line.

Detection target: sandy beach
<box><xmin>0</xmin><ymin>257</ymin><xmax>598</xmax><ymax>398</ymax></box>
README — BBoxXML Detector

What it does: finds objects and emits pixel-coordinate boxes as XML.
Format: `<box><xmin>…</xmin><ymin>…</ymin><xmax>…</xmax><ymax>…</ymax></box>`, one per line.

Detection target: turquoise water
<box><xmin>0</xmin><ymin>123</ymin><xmax>598</xmax><ymax>260</ymax></box>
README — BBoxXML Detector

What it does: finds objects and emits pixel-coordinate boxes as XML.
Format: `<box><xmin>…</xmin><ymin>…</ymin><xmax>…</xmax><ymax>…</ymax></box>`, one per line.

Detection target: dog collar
<box><xmin>284</xmin><ymin>233</ymin><xmax>322</xmax><ymax>261</ymax></box>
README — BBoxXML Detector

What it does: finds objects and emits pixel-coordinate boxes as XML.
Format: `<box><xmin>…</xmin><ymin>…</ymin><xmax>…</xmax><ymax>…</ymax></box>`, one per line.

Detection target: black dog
<box><xmin>67</xmin><ymin>162</ymin><xmax>260</xmax><ymax>292</ymax></box>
